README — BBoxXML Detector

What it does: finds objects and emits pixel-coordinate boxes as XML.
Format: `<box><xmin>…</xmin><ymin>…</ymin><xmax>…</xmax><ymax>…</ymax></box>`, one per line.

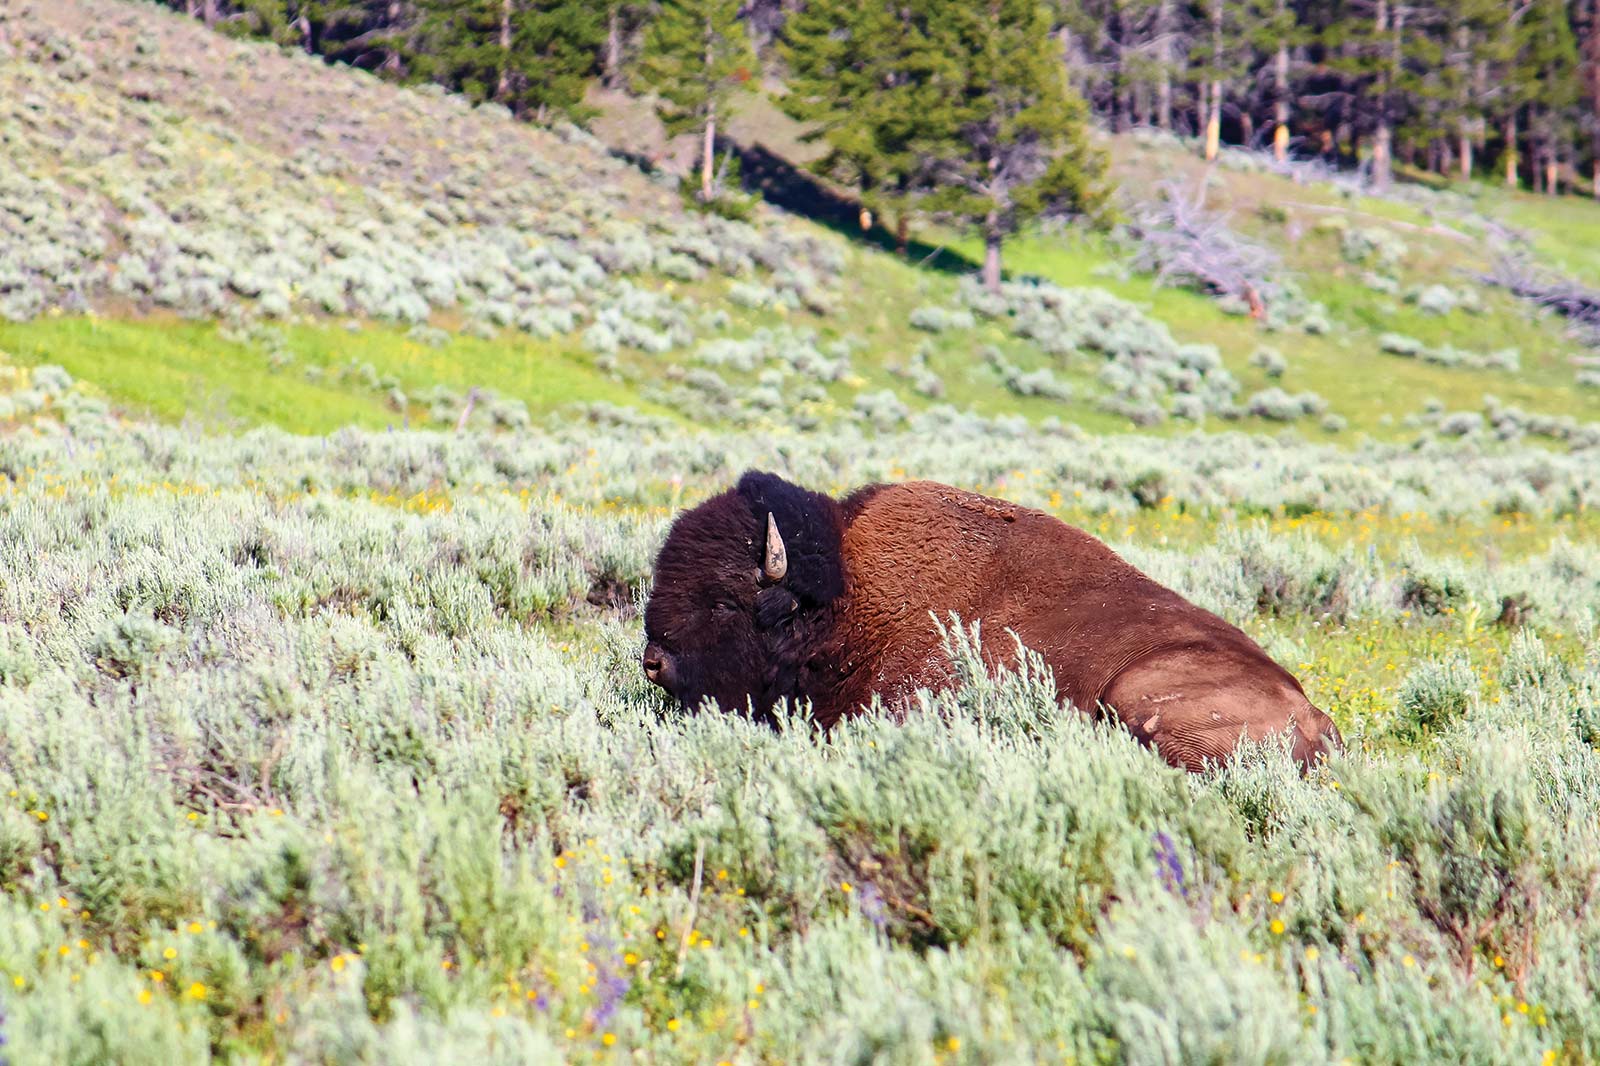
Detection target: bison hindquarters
<box><xmin>1100</xmin><ymin>647</ymin><xmax>1343</xmax><ymax>773</ymax></box>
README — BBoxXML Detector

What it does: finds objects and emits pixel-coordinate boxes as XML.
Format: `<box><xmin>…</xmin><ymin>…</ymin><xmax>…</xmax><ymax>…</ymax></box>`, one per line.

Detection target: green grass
<box><xmin>0</xmin><ymin>315</ymin><xmax>664</xmax><ymax>434</ymax></box>
<box><xmin>940</xmin><ymin>215</ymin><xmax>1600</xmax><ymax>438</ymax></box>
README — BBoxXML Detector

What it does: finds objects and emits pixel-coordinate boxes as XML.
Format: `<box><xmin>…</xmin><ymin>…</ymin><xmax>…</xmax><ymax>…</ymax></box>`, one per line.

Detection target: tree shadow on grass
<box><xmin>730</xmin><ymin>142</ymin><xmax>980</xmax><ymax>278</ymax></box>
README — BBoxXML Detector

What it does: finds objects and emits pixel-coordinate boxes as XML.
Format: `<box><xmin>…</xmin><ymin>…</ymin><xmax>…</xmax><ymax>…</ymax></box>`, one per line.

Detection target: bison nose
<box><xmin>642</xmin><ymin>645</ymin><xmax>674</xmax><ymax>690</ymax></box>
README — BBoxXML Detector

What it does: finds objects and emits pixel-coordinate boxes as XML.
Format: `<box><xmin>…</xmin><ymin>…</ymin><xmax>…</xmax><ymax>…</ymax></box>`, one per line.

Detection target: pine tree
<box><xmin>1247</xmin><ymin>0</ymin><xmax>1302</xmax><ymax>162</ymax></box>
<box><xmin>516</xmin><ymin>0</ymin><xmax>605</xmax><ymax>120</ymax></box>
<box><xmin>409</xmin><ymin>0</ymin><xmax>599</xmax><ymax>120</ymax></box>
<box><xmin>780</xmin><ymin>0</ymin><xmax>935</xmax><ymax>242</ymax></box>
<box><xmin>1430</xmin><ymin>0</ymin><xmax>1501</xmax><ymax>180</ymax></box>
<box><xmin>1320</xmin><ymin>1</ymin><xmax>1436</xmax><ymax>190</ymax></box>
<box><xmin>601</xmin><ymin>3</ymin><xmax>649</xmax><ymax>90</ymax></box>
<box><xmin>1056</xmin><ymin>0</ymin><xmax>1185</xmax><ymax>134</ymax></box>
<box><xmin>1515</xmin><ymin>0</ymin><xmax>1580</xmax><ymax>193</ymax></box>
<box><xmin>1190</xmin><ymin>0</ymin><xmax>1240</xmax><ymax>159</ymax></box>
<box><xmin>637</xmin><ymin>0</ymin><xmax>755</xmax><ymax>204</ymax></box>
<box><xmin>912</xmin><ymin>0</ymin><xmax>1108</xmax><ymax>293</ymax></box>
<box><xmin>1581</xmin><ymin>0</ymin><xmax>1600</xmax><ymax>196</ymax></box>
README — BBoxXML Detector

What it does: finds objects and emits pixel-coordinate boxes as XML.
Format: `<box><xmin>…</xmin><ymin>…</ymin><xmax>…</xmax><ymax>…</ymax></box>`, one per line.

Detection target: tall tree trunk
<box><xmin>1371</xmin><ymin>0</ymin><xmax>1395</xmax><ymax>191</ymax></box>
<box><xmin>983</xmin><ymin>212</ymin><xmax>1003</xmax><ymax>295</ymax></box>
<box><xmin>1372</xmin><ymin>122</ymin><xmax>1392</xmax><ymax>189</ymax></box>
<box><xmin>1273</xmin><ymin>20</ymin><xmax>1290</xmax><ymax>163</ymax></box>
<box><xmin>1589</xmin><ymin>0</ymin><xmax>1600</xmax><ymax>197</ymax></box>
<box><xmin>1455</xmin><ymin>22</ymin><xmax>1472</xmax><ymax>179</ymax></box>
<box><xmin>702</xmin><ymin>113</ymin><xmax>716</xmax><ymax>202</ymax></box>
<box><xmin>380</xmin><ymin>1</ymin><xmax>401</xmax><ymax>72</ymax></box>
<box><xmin>1155</xmin><ymin>0</ymin><xmax>1173</xmax><ymax>130</ymax></box>
<box><xmin>496</xmin><ymin>0</ymin><xmax>513</xmax><ymax>103</ymax></box>
<box><xmin>203</xmin><ymin>0</ymin><xmax>215</xmax><ymax>26</ymax></box>
<box><xmin>701</xmin><ymin>21</ymin><xmax>715</xmax><ymax>203</ymax></box>
<box><xmin>896</xmin><ymin>214</ymin><xmax>909</xmax><ymax>256</ymax></box>
<box><xmin>1204</xmin><ymin>1</ymin><xmax>1222</xmax><ymax>160</ymax></box>
<box><xmin>1506</xmin><ymin>112</ymin><xmax>1519</xmax><ymax>188</ymax></box>
<box><xmin>1204</xmin><ymin>83</ymin><xmax>1221</xmax><ymax>160</ymax></box>
<box><xmin>604</xmin><ymin>6</ymin><xmax>623</xmax><ymax>90</ymax></box>
<box><xmin>1109</xmin><ymin>4</ymin><xmax>1128</xmax><ymax>133</ymax></box>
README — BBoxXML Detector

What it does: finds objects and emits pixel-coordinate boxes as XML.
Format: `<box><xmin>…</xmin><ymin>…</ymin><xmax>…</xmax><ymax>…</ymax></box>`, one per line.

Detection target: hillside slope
<box><xmin>2</xmin><ymin>0</ymin><xmax>1600</xmax><ymax>446</ymax></box>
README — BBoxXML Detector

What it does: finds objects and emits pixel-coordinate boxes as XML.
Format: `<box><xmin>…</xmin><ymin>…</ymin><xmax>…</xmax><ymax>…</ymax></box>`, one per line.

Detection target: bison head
<box><xmin>642</xmin><ymin>471</ymin><xmax>845</xmax><ymax>719</ymax></box>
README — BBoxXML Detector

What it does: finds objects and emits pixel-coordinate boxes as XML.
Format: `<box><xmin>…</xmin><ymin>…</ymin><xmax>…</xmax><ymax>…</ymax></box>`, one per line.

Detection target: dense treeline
<box><xmin>157</xmin><ymin>0</ymin><xmax>1600</xmax><ymax>194</ymax></box>
<box><xmin>1065</xmin><ymin>0</ymin><xmax>1600</xmax><ymax>196</ymax></box>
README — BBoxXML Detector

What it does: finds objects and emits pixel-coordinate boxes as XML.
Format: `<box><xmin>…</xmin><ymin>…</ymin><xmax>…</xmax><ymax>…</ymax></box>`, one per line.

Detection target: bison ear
<box><xmin>736</xmin><ymin>470</ymin><xmax>844</xmax><ymax>607</ymax></box>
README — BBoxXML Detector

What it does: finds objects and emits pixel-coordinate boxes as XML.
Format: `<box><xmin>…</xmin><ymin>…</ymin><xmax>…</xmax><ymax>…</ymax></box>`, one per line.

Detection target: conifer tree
<box><xmin>1248</xmin><ymin>0</ymin><xmax>1301</xmax><ymax>161</ymax></box>
<box><xmin>410</xmin><ymin>0</ymin><xmax>600</xmax><ymax>120</ymax></box>
<box><xmin>637</xmin><ymin>0</ymin><xmax>755</xmax><ymax>204</ymax></box>
<box><xmin>517</xmin><ymin>0</ymin><xmax>605</xmax><ymax>120</ymax></box>
<box><xmin>1518</xmin><ymin>0</ymin><xmax>1579</xmax><ymax>193</ymax></box>
<box><xmin>1321</xmin><ymin>1</ymin><xmax>1436</xmax><ymax>190</ymax></box>
<box><xmin>1193</xmin><ymin>0</ymin><xmax>1235</xmax><ymax>159</ymax></box>
<box><xmin>1583</xmin><ymin>0</ymin><xmax>1600</xmax><ymax>196</ymax></box>
<box><xmin>1056</xmin><ymin>0</ymin><xmax>1184</xmax><ymax>134</ymax></box>
<box><xmin>779</xmin><ymin>0</ymin><xmax>933</xmax><ymax>242</ymax></box>
<box><xmin>913</xmin><ymin>0</ymin><xmax>1107</xmax><ymax>293</ymax></box>
<box><xmin>1431</xmin><ymin>0</ymin><xmax>1500</xmax><ymax>180</ymax></box>
<box><xmin>410</xmin><ymin>0</ymin><xmax>514</xmax><ymax>104</ymax></box>
<box><xmin>601</xmin><ymin>3</ymin><xmax>648</xmax><ymax>90</ymax></box>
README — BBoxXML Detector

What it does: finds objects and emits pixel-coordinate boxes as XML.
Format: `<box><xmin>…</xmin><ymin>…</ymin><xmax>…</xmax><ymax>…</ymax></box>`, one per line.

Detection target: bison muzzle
<box><xmin>642</xmin><ymin>470</ymin><xmax>1342</xmax><ymax>773</ymax></box>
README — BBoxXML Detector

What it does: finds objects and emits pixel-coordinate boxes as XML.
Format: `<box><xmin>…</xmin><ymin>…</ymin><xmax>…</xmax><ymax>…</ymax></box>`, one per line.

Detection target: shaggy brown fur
<box><xmin>642</xmin><ymin>471</ymin><xmax>1342</xmax><ymax>772</ymax></box>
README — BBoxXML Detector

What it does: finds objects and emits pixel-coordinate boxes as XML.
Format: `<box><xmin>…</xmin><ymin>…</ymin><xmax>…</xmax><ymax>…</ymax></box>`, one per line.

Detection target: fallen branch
<box><xmin>1480</xmin><ymin>256</ymin><xmax>1600</xmax><ymax>346</ymax></box>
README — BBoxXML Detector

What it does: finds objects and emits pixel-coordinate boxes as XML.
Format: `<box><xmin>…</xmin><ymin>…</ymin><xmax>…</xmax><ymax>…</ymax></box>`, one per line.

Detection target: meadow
<box><xmin>4</xmin><ymin>1</ymin><xmax>1600</xmax><ymax>1062</ymax></box>
<box><xmin>0</xmin><ymin>368</ymin><xmax>1598</xmax><ymax>1064</ymax></box>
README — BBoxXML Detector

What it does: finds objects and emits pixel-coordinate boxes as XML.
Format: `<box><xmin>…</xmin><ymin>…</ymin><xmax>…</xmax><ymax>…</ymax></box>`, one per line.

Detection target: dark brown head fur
<box><xmin>644</xmin><ymin>470</ymin><xmax>1343</xmax><ymax>772</ymax></box>
<box><xmin>642</xmin><ymin>471</ymin><xmax>845</xmax><ymax>722</ymax></box>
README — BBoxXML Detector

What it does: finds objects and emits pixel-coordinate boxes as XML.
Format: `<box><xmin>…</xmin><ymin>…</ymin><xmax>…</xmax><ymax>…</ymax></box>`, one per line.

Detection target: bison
<box><xmin>642</xmin><ymin>470</ymin><xmax>1342</xmax><ymax>772</ymax></box>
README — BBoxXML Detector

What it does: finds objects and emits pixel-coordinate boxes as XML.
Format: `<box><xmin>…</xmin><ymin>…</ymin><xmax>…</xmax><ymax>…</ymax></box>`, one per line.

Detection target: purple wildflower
<box><xmin>857</xmin><ymin>881</ymin><xmax>888</xmax><ymax>931</ymax></box>
<box><xmin>1153</xmin><ymin>831</ymin><xmax>1187</xmax><ymax>898</ymax></box>
<box><xmin>592</xmin><ymin>969</ymin><xmax>631</xmax><ymax>1028</ymax></box>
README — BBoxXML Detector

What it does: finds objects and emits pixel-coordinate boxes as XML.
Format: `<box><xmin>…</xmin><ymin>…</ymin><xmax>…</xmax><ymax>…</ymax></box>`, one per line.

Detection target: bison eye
<box><xmin>713</xmin><ymin>599</ymin><xmax>739</xmax><ymax>614</ymax></box>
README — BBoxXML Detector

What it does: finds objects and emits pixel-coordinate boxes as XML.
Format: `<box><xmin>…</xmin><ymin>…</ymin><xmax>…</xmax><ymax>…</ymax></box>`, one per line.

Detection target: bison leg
<box><xmin>1100</xmin><ymin>652</ymin><xmax>1342</xmax><ymax>773</ymax></box>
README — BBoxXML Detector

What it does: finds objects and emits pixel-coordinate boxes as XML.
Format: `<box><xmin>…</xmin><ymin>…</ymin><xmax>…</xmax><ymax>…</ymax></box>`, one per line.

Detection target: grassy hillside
<box><xmin>4</xmin><ymin>2</ymin><xmax>1600</xmax><ymax>1064</ymax></box>
<box><xmin>5</xmin><ymin>0</ymin><xmax>1600</xmax><ymax>444</ymax></box>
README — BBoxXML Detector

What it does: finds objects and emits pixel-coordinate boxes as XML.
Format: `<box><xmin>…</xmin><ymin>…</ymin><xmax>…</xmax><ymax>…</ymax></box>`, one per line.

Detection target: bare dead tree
<box><xmin>1121</xmin><ymin>178</ymin><xmax>1282</xmax><ymax>315</ymax></box>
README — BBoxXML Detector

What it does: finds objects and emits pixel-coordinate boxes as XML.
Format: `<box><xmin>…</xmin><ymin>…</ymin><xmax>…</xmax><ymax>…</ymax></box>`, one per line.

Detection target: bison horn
<box><xmin>763</xmin><ymin>513</ymin><xmax>788</xmax><ymax>583</ymax></box>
